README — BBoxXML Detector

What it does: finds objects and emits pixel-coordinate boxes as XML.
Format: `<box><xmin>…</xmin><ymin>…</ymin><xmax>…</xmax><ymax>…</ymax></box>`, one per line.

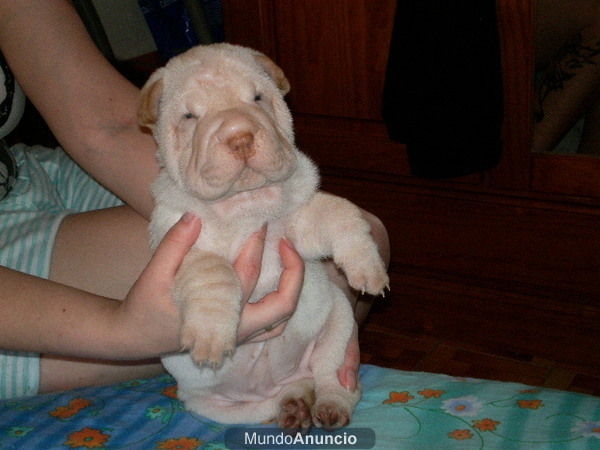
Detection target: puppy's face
<box><xmin>140</xmin><ymin>44</ymin><xmax>298</xmax><ymax>202</ymax></box>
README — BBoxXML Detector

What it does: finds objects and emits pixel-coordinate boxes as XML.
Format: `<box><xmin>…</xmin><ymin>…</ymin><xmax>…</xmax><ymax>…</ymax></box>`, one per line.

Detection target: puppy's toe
<box><xmin>312</xmin><ymin>401</ymin><xmax>350</xmax><ymax>430</ymax></box>
<box><xmin>346</xmin><ymin>263</ymin><xmax>389</xmax><ymax>297</ymax></box>
<box><xmin>181</xmin><ymin>323</ymin><xmax>235</xmax><ymax>369</ymax></box>
<box><xmin>206</xmin><ymin>341</ymin><xmax>236</xmax><ymax>369</ymax></box>
<box><xmin>180</xmin><ymin>324</ymin><xmax>200</xmax><ymax>352</ymax></box>
<box><xmin>365</xmin><ymin>270</ymin><xmax>390</xmax><ymax>296</ymax></box>
<box><xmin>278</xmin><ymin>397</ymin><xmax>313</xmax><ymax>432</ymax></box>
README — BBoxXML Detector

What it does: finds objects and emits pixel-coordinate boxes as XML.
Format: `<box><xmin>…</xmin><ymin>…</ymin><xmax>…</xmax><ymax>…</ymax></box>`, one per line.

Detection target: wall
<box><xmin>91</xmin><ymin>0</ymin><xmax>156</xmax><ymax>60</ymax></box>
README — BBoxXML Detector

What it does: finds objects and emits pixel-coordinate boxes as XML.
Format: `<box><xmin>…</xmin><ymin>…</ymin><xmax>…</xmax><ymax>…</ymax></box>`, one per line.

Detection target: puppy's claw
<box><xmin>180</xmin><ymin>329</ymin><xmax>196</xmax><ymax>351</ymax></box>
<box><xmin>381</xmin><ymin>283</ymin><xmax>391</xmax><ymax>298</ymax></box>
<box><xmin>192</xmin><ymin>347</ymin><xmax>236</xmax><ymax>371</ymax></box>
<box><xmin>180</xmin><ymin>314</ymin><xmax>237</xmax><ymax>369</ymax></box>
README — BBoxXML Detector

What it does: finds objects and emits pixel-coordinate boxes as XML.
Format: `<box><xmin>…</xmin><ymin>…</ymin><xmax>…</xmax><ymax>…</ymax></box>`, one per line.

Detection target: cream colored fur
<box><xmin>141</xmin><ymin>43</ymin><xmax>388</xmax><ymax>428</ymax></box>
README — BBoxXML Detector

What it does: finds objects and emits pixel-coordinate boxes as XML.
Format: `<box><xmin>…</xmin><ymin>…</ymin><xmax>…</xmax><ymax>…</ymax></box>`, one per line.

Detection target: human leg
<box><xmin>0</xmin><ymin>144</ymin><xmax>162</xmax><ymax>394</ymax></box>
<box><xmin>39</xmin><ymin>205</ymin><xmax>165</xmax><ymax>393</ymax></box>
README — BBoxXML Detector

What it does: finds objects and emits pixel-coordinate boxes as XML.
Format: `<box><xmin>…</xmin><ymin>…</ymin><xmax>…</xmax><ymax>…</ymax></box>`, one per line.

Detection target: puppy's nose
<box><xmin>216</xmin><ymin>113</ymin><xmax>258</xmax><ymax>159</ymax></box>
<box><xmin>226</xmin><ymin>132</ymin><xmax>255</xmax><ymax>159</ymax></box>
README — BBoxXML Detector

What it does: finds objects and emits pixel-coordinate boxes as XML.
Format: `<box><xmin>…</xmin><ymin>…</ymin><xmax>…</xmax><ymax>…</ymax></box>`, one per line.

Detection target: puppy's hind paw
<box><xmin>278</xmin><ymin>397</ymin><xmax>313</xmax><ymax>432</ymax></box>
<box><xmin>312</xmin><ymin>401</ymin><xmax>350</xmax><ymax>430</ymax></box>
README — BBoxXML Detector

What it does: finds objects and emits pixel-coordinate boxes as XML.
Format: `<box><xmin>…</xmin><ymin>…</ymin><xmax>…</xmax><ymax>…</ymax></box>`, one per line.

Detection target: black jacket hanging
<box><xmin>382</xmin><ymin>0</ymin><xmax>504</xmax><ymax>179</ymax></box>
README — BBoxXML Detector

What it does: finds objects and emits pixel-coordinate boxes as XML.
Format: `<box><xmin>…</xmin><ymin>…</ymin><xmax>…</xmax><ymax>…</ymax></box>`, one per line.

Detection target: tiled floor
<box><xmin>359</xmin><ymin>321</ymin><xmax>600</xmax><ymax>398</ymax></box>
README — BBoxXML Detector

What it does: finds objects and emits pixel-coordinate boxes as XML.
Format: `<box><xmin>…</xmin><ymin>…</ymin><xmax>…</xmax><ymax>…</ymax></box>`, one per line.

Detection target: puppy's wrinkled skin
<box><xmin>142</xmin><ymin>43</ymin><xmax>389</xmax><ymax>428</ymax></box>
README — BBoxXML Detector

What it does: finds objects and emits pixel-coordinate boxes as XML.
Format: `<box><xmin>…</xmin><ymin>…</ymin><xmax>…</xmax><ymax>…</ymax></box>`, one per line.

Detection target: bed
<box><xmin>1</xmin><ymin>364</ymin><xmax>598</xmax><ymax>449</ymax></box>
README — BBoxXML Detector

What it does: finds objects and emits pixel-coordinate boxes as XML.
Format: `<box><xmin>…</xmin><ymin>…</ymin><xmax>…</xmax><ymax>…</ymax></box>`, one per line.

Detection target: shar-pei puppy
<box><xmin>139</xmin><ymin>43</ymin><xmax>388</xmax><ymax>429</ymax></box>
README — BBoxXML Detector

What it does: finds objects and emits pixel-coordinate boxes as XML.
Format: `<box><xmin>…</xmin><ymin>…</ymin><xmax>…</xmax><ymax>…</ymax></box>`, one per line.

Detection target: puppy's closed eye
<box><xmin>183</xmin><ymin>112</ymin><xmax>197</xmax><ymax>119</ymax></box>
<box><xmin>254</xmin><ymin>93</ymin><xmax>263</xmax><ymax>102</ymax></box>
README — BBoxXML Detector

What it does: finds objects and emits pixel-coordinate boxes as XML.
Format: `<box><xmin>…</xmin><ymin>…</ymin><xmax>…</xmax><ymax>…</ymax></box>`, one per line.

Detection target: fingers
<box><xmin>237</xmin><ymin>238</ymin><xmax>304</xmax><ymax>343</ymax></box>
<box><xmin>240</xmin><ymin>315</ymin><xmax>289</xmax><ymax>343</ymax></box>
<box><xmin>250</xmin><ymin>238</ymin><xmax>304</xmax><ymax>326</ymax></box>
<box><xmin>145</xmin><ymin>213</ymin><xmax>201</xmax><ymax>280</ymax></box>
<box><xmin>233</xmin><ymin>225</ymin><xmax>267</xmax><ymax>301</ymax></box>
<box><xmin>271</xmin><ymin>238</ymin><xmax>305</xmax><ymax>302</ymax></box>
<box><xmin>337</xmin><ymin>323</ymin><xmax>360</xmax><ymax>391</ymax></box>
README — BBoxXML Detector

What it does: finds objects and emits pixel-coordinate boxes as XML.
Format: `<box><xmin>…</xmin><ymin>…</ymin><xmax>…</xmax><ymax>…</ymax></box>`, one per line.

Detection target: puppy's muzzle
<box><xmin>215</xmin><ymin>113</ymin><xmax>259</xmax><ymax>162</ymax></box>
<box><xmin>185</xmin><ymin>107</ymin><xmax>295</xmax><ymax>200</ymax></box>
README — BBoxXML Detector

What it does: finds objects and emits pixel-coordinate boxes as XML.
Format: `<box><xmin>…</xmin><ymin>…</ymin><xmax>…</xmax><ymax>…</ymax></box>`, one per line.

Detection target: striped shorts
<box><xmin>0</xmin><ymin>144</ymin><xmax>123</xmax><ymax>399</ymax></box>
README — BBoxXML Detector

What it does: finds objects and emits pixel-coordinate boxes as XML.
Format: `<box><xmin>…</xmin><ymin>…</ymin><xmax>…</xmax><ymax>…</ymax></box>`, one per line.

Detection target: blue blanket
<box><xmin>1</xmin><ymin>365</ymin><xmax>598</xmax><ymax>449</ymax></box>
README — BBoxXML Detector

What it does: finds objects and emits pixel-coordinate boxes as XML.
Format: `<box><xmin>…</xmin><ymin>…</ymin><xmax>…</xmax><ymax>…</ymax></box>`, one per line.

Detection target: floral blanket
<box><xmin>0</xmin><ymin>365</ymin><xmax>598</xmax><ymax>449</ymax></box>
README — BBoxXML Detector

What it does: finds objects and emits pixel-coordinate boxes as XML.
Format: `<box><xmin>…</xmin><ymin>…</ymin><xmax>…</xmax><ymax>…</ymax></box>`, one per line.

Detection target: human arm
<box><xmin>0</xmin><ymin>0</ymin><xmax>305</xmax><ymax>356</ymax></box>
<box><xmin>0</xmin><ymin>0</ymin><xmax>157</xmax><ymax>217</ymax></box>
<box><xmin>0</xmin><ymin>0</ymin><xmax>389</xmax><ymax>388</ymax></box>
<box><xmin>0</xmin><ymin>214</ymin><xmax>302</xmax><ymax>360</ymax></box>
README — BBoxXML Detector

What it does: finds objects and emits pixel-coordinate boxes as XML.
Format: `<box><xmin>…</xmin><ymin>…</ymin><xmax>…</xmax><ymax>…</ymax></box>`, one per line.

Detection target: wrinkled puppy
<box><xmin>139</xmin><ymin>43</ymin><xmax>388</xmax><ymax>429</ymax></box>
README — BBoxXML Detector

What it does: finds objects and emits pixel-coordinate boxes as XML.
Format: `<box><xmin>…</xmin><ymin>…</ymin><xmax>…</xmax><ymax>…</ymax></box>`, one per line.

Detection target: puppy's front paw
<box><xmin>180</xmin><ymin>309</ymin><xmax>237</xmax><ymax>369</ymax></box>
<box><xmin>341</xmin><ymin>253</ymin><xmax>389</xmax><ymax>296</ymax></box>
<box><xmin>173</xmin><ymin>251</ymin><xmax>242</xmax><ymax>368</ymax></box>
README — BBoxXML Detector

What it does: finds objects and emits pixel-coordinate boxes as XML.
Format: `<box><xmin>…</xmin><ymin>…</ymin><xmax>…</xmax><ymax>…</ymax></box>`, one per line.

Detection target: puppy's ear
<box><xmin>138</xmin><ymin>68</ymin><xmax>165</xmax><ymax>130</ymax></box>
<box><xmin>253</xmin><ymin>53</ymin><xmax>290</xmax><ymax>95</ymax></box>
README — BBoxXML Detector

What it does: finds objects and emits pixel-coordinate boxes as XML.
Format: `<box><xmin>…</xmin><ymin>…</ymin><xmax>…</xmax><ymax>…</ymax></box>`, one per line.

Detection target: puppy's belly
<box><xmin>213</xmin><ymin>338</ymin><xmax>315</xmax><ymax>402</ymax></box>
<box><xmin>165</xmin><ymin>335</ymin><xmax>316</xmax><ymax>404</ymax></box>
<box><xmin>164</xmin><ymin>263</ymin><xmax>333</xmax><ymax>407</ymax></box>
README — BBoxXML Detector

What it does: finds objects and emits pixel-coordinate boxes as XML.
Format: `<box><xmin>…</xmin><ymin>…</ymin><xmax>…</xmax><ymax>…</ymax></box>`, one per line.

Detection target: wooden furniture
<box><xmin>222</xmin><ymin>0</ymin><xmax>600</xmax><ymax>371</ymax></box>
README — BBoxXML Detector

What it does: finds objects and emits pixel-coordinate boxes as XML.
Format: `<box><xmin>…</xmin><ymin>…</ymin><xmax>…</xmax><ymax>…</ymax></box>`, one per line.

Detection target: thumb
<box><xmin>146</xmin><ymin>212</ymin><xmax>201</xmax><ymax>279</ymax></box>
<box><xmin>234</xmin><ymin>225</ymin><xmax>267</xmax><ymax>301</ymax></box>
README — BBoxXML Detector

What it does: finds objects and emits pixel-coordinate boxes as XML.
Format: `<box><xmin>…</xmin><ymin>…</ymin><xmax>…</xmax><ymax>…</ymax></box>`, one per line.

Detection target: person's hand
<box><xmin>235</xmin><ymin>226</ymin><xmax>359</xmax><ymax>389</ymax></box>
<box><xmin>235</xmin><ymin>227</ymin><xmax>305</xmax><ymax>343</ymax></box>
<box><xmin>117</xmin><ymin>214</ymin><xmax>304</xmax><ymax>357</ymax></box>
<box><xmin>116</xmin><ymin>212</ymin><xmax>202</xmax><ymax>357</ymax></box>
<box><xmin>235</xmin><ymin>226</ymin><xmax>358</xmax><ymax>388</ymax></box>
